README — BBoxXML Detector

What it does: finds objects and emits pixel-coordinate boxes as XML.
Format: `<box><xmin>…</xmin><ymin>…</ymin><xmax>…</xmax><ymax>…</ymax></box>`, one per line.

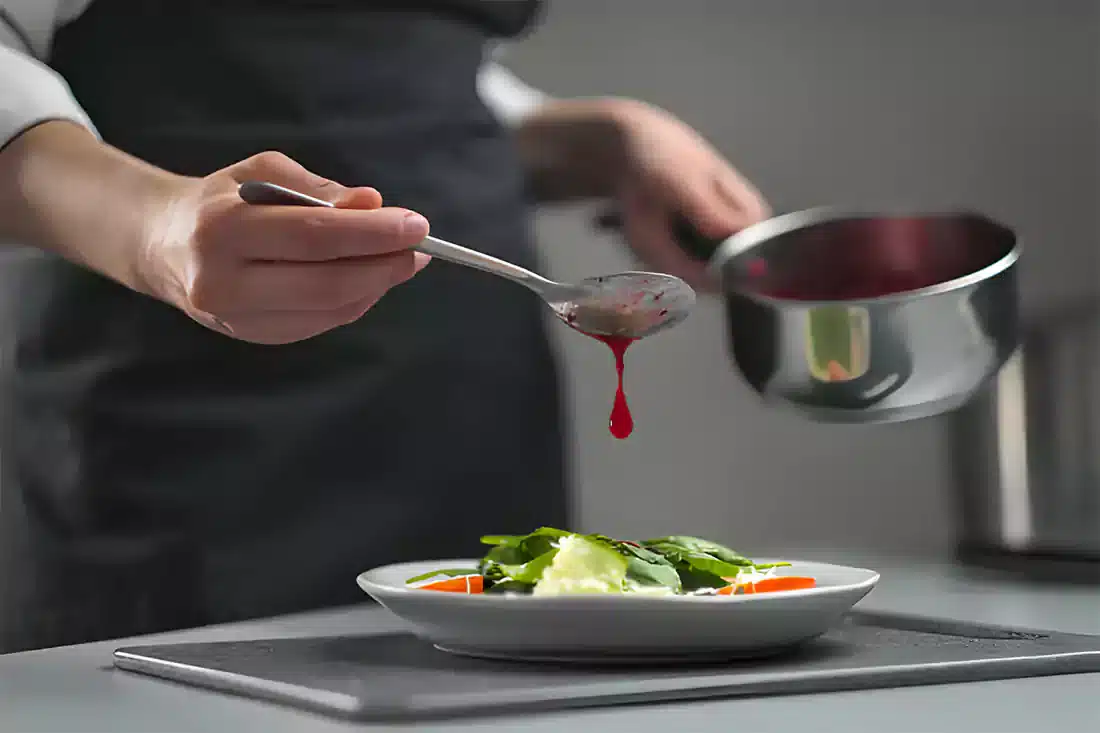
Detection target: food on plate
<box><xmin>404</xmin><ymin>528</ymin><xmax>816</xmax><ymax>597</ymax></box>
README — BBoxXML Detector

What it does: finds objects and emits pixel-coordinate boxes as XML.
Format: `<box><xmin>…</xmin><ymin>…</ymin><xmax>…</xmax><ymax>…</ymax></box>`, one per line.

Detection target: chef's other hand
<box><xmin>517</xmin><ymin>99</ymin><xmax>770</xmax><ymax>291</ymax></box>
<box><xmin>611</xmin><ymin>101</ymin><xmax>769</xmax><ymax>291</ymax></box>
<box><xmin>144</xmin><ymin>151</ymin><xmax>432</xmax><ymax>344</ymax></box>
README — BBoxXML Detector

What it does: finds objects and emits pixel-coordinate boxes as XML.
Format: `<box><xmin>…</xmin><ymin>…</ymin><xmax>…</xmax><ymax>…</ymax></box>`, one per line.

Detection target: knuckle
<box><xmin>190</xmin><ymin>200</ymin><xmax>237</xmax><ymax>258</ymax></box>
<box><xmin>185</xmin><ymin>271</ymin><xmax>225</xmax><ymax>313</ymax></box>
<box><xmin>190</xmin><ymin>218</ymin><xmax>223</xmax><ymax>259</ymax></box>
<box><xmin>248</xmin><ymin>150</ymin><xmax>295</xmax><ymax>171</ymax></box>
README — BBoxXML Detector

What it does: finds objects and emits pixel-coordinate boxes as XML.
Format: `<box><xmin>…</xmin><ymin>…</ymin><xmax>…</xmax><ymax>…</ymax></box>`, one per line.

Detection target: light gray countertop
<box><xmin>2</xmin><ymin>548</ymin><xmax>1098</xmax><ymax>733</ymax></box>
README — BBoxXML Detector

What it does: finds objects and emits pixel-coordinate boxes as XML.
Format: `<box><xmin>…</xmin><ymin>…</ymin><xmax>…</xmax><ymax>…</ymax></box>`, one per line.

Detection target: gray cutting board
<box><xmin>113</xmin><ymin>611</ymin><xmax>1100</xmax><ymax>722</ymax></box>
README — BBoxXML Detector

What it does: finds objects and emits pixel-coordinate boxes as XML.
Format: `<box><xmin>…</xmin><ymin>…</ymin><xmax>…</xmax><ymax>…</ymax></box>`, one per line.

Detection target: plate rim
<box><xmin>356</xmin><ymin>557</ymin><xmax>880</xmax><ymax>605</ymax></box>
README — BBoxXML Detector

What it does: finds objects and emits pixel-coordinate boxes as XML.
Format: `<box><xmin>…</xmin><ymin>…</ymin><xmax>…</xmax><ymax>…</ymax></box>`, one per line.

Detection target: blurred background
<box><xmin>504</xmin><ymin>0</ymin><xmax>1099</xmax><ymax>556</ymax></box>
<box><xmin>2</xmin><ymin>0</ymin><xmax>1099</xmax><ymax>669</ymax></box>
<box><xmin>0</xmin><ymin>0</ymin><xmax>1096</xmax><ymax>565</ymax></box>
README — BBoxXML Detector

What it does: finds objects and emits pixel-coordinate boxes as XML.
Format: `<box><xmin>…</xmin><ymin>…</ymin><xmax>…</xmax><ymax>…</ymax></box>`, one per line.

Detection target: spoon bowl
<box><xmin>550</xmin><ymin>272</ymin><xmax>695</xmax><ymax>339</ymax></box>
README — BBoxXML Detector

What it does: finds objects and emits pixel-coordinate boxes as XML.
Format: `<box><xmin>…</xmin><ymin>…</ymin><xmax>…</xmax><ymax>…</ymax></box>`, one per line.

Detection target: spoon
<box><xmin>238</xmin><ymin>180</ymin><xmax>695</xmax><ymax>340</ymax></box>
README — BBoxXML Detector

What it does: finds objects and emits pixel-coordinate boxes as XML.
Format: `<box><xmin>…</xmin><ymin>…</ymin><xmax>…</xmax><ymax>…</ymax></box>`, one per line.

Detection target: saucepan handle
<box><xmin>593</xmin><ymin>210</ymin><xmax>727</xmax><ymax>263</ymax></box>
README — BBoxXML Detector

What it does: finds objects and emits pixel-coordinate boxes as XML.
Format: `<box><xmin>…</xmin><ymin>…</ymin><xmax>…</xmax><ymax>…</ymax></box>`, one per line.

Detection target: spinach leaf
<box><xmin>625</xmin><ymin>556</ymin><xmax>683</xmax><ymax>590</ymax></box>
<box><xmin>496</xmin><ymin>547</ymin><xmax>560</xmax><ymax>584</ymax></box>
<box><xmin>642</xmin><ymin>535</ymin><xmax>752</xmax><ymax>566</ymax></box>
<box><xmin>480</xmin><ymin>527</ymin><xmax>570</xmax><ymax>548</ymax></box>
<box><xmin>520</xmin><ymin>533</ymin><xmax>560</xmax><ymax>561</ymax></box>
<box><xmin>642</xmin><ymin>540</ymin><xmax>749</xmax><ymax>591</ymax></box>
<box><xmin>677</xmin><ymin>565</ymin><xmax>729</xmax><ymax>592</ymax></box>
<box><xmin>477</xmin><ymin>528</ymin><xmax>571</xmax><ymax>589</ymax></box>
<box><xmin>482</xmin><ymin>544</ymin><xmax>528</xmax><ymax>567</ymax></box>
<box><xmin>599</xmin><ymin>539</ymin><xmax>683</xmax><ymax>591</ymax></box>
<box><xmin>479</xmin><ymin>535</ymin><xmax>523</xmax><ymax>547</ymax></box>
<box><xmin>678</xmin><ymin>551</ymin><xmax>754</xmax><ymax>579</ymax></box>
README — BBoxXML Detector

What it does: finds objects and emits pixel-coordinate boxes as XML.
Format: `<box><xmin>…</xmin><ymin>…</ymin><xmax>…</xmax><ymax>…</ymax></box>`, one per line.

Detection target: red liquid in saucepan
<box><xmin>743</xmin><ymin>256</ymin><xmax>939</xmax><ymax>300</ymax></box>
<box><xmin>740</xmin><ymin>214</ymin><xmax>990</xmax><ymax>301</ymax></box>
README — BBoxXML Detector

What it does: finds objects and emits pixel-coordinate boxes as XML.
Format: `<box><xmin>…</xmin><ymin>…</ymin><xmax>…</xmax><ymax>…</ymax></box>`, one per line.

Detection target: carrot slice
<box><xmin>749</xmin><ymin>576</ymin><xmax>816</xmax><ymax>593</ymax></box>
<box><xmin>827</xmin><ymin>360</ymin><xmax>851</xmax><ymax>381</ymax></box>
<box><xmin>419</xmin><ymin>575</ymin><xmax>484</xmax><ymax>593</ymax></box>
<box><xmin>716</xmin><ymin>576</ymin><xmax>816</xmax><ymax>596</ymax></box>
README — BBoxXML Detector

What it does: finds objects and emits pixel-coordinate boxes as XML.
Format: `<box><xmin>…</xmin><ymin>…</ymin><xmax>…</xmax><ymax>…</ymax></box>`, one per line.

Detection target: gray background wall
<box><xmin>504</xmin><ymin>0</ymin><xmax>1100</xmax><ymax>555</ymax></box>
<box><xmin>0</xmin><ymin>1</ymin><xmax>1095</xmax><ymax>560</ymax></box>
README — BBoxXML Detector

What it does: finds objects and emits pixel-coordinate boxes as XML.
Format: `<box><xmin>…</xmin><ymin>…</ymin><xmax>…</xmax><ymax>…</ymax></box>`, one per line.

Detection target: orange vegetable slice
<box><xmin>716</xmin><ymin>576</ymin><xmax>816</xmax><ymax>595</ymax></box>
<box><xmin>419</xmin><ymin>575</ymin><xmax>484</xmax><ymax>593</ymax></box>
<box><xmin>826</xmin><ymin>360</ymin><xmax>851</xmax><ymax>382</ymax></box>
<box><xmin>751</xmin><ymin>576</ymin><xmax>816</xmax><ymax>593</ymax></box>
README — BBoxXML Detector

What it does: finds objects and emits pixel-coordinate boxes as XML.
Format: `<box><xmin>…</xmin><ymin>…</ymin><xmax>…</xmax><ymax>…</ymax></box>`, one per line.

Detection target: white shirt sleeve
<box><xmin>476</xmin><ymin>45</ymin><xmax>550</xmax><ymax>127</ymax></box>
<box><xmin>0</xmin><ymin>0</ymin><xmax>98</xmax><ymax>150</ymax></box>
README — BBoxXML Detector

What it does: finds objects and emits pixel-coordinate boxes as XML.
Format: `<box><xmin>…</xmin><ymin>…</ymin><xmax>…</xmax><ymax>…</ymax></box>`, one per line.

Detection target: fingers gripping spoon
<box><xmin>237</xmin><ymin>181</ymin><xmax>696</xmax><ymax>341</ymax></box>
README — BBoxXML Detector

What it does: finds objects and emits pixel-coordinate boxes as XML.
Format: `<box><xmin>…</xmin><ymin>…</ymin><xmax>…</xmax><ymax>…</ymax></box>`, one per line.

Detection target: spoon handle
<box><xmin>237</xmin><ymin>181</ymin><xmax>556</xmax><ymax>292</ymax></box>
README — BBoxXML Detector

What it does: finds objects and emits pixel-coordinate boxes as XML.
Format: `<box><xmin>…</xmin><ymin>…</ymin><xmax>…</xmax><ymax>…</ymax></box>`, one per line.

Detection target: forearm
<box><xmin>477</xmin><ymin>60</ymin><xmax>630</xmax><ymax>203</ymax></box>
<box><xmin>0</xmin><ymin>14</ymin><xmax>182</xmax><ymax>293</ymax></box>
<box><xmin>0</xmin><ymin>121</ymin><xmax>184</xmax><ymax>292</ymax></box>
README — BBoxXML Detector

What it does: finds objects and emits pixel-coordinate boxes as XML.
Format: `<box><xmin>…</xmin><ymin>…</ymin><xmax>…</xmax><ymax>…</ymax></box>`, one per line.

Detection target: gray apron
<box><xmin>0</xmin><ymin>0</ymin><xmax>569</xmax><ymax>652</ymax></box>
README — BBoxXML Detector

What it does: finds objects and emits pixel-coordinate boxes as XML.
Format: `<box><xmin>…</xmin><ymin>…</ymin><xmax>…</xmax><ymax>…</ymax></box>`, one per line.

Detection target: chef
<box><xmin>0</xmin><ymin>0</ymin><xmax>769</xmax><ymax>652</ymax></box>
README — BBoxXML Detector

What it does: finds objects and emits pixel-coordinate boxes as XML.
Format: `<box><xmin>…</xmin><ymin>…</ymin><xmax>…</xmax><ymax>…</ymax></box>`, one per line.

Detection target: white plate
<box><xmin>356</xmin><ymin>558</ymin><xmax>879</xmax><ymax>663</ymax></box>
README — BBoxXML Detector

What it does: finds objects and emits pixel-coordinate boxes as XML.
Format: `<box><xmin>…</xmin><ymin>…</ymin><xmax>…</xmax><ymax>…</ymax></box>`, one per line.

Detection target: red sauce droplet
<box><xmin>587</xmin><ymin>334</ymin><xmax>635</xmax><ymax>439</ymax></box>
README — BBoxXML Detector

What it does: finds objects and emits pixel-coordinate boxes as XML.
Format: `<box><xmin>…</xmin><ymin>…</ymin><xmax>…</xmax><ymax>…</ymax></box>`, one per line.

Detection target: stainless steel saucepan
<box><xmin>605</xmin><ymin>207</ymin><xmax>1020</xmax><ymax>423</ymax></box>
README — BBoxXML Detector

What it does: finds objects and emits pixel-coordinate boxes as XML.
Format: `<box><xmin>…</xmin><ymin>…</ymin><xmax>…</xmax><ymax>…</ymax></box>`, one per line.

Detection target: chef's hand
<box><xmin>608</xmin><ymin>100</ymin><xmax>770</xmax><ymax>290</ymax></box>
<box><xmin>516</xmin><ymin>98</ymin><xmax>770</xmax><ymax>290</ymax></box>
<box><xmin>144</xmin><ymin>151</ymin><xmax>432</xmax><ymax>344</ymax></box>
<box><xmin>0</xmin><ymin>122</ymin><xmax>432</xmax><ymax>345</ymax></box>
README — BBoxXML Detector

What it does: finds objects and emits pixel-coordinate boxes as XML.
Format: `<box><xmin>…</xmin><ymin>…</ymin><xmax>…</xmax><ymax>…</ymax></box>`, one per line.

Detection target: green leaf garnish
<box><xmin>626</xmin><ymin>555</ymin><xmax>683</xmax><ymax>590</ymax></box>
<box><xmin>496</xmin><ymin>547</ymin><xmax>560</xmax><ymax>585</ymax></box>
<box><xmin>479</xmin><ymin>535</ymin><xmax>523</xmax><ymax>546</ymax></box>
<box><xmin>642</xmin><ymin>536</ymin><xmax>752</xmax><ymax>566</ymax></box>
<box><xmin>404</xmin><ymin>529</ymin><xmax>794</xmax><ymax>596</ymax></box>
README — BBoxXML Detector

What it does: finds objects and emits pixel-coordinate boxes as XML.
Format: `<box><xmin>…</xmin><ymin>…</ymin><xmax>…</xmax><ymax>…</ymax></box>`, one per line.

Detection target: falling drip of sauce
<box><xmin>579</xmin><ymin>333</ymin><xmax>635</xmax><ymax>439</ymax></box>
<box><xmin>601</xmin><ymin>335</ymin><xmax>635</xmax><ymax>439</ymax></box>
